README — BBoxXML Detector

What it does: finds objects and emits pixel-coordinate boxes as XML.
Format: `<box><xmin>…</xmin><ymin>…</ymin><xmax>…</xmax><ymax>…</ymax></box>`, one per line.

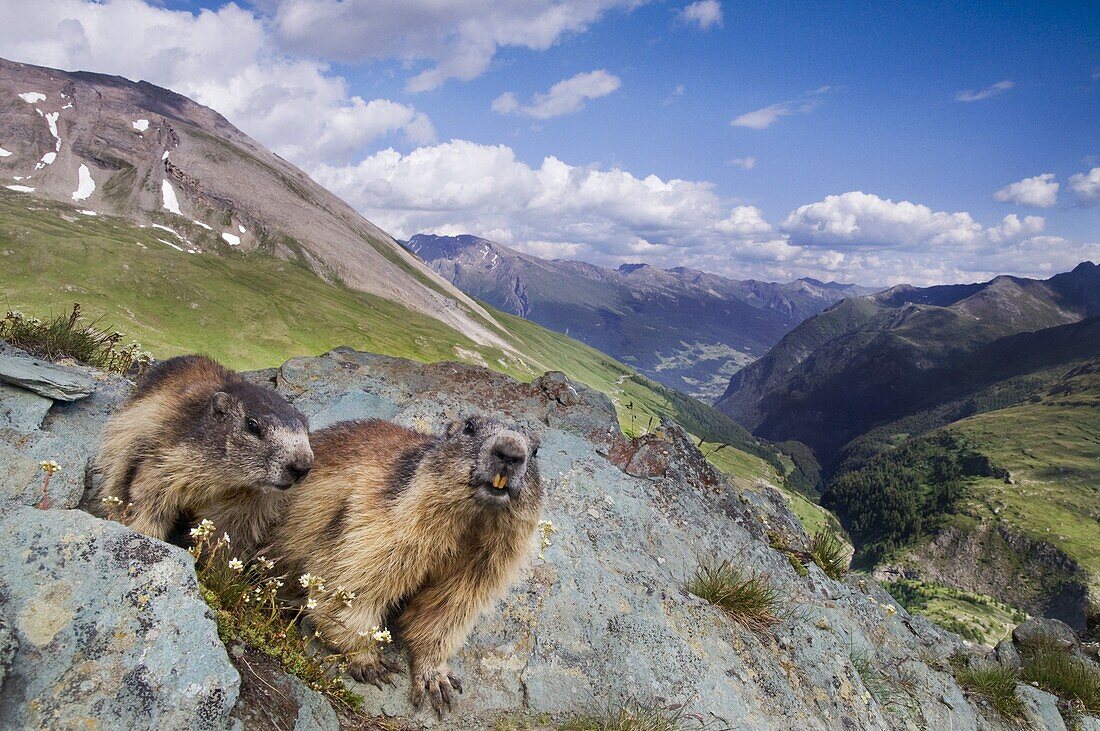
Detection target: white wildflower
<box><xmin>228</xmin><ymin>558</ymin><xmax>244</xmax><ymax>572</ymax></box>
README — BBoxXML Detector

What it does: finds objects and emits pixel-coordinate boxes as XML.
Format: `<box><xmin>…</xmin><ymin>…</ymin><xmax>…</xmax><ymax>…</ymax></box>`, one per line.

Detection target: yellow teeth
<box><xmin>492</xmin><ymin>474</ymin><xmax>509</xmax><ymax>489</ymax></box>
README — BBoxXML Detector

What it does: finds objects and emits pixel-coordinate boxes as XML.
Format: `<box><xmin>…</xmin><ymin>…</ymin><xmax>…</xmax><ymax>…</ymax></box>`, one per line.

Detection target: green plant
<box><xmin>686</xmin><ymin>559</ymin><xmax>783</xmax><ymax>631</ymax></box>
<box><xmin>850</xmin><ymin>648</ymin><xmax>900</xmax><ymax>708</ymax></box>
<box><xmin>181</xmin><ymin>519</ymin><xmax>389</xmax><ymax>712</ymax></box>
<box><xmin>1</xmin><ymin>303</ymin><xmax>151</xmax><ymax>375</ymax></box>
<box><xmin>955</xmin><ymin>663</ymin><xmax>1023</xmax><ymax>719</ymax></box>
<box><xmin>559</xmin><ymin>699</ymin><xmax>712</xmax><ymax>731</ymax></box>
<box><xmin>807</xmin><ymin>528</ymin><xmax>850</xmax><ymax>580</ymax></box>
<box><xmin>1021</xmin><ymin>640</ymin><xmax>1100</xmax><ymax>718</ymax></box>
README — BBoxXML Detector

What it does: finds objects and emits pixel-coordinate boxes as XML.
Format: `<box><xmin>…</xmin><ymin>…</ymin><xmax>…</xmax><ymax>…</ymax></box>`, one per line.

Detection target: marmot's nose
<box><xmin>288</xmin><ymin>456</ymin><xmax>313</xmax><ymax>482</ymax></box>
<box><xmin>492</xmin><ymin>444</ymin><xmax>525</xmax><ymax>467</ymax></box>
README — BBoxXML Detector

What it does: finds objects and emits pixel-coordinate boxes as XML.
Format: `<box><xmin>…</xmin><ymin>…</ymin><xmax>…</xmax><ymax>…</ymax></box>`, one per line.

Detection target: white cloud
<box><xmin>729</xmin><ymin>156</ymin><xmax>756</xmax><ymax>170</ymax></box>
<box><xmin>311</xmin><ymin>139</ymin><xmax>801</xmax><ymax>275</ymax></box>
<box><xmin>661</xmin><ymin>83</ymin><xmax>685</xmax><ymax>106</ymax></box>
<box><xmin>493</xmin><ymin>70</ymin><xmax>621</xmax><ymax>119</ymax></box>
<box><xmin>270</xmin><ymin>0</ymin><xmax>645</xmax><ymax>93</ymax></box>
<box><xmin>1068</xmin><ymin>167</ymin><xmax>1100</xmax><ymax>206</ymax></box>
<box><xmin>0</xmin><ymin>0</ymin><xmax>434</xmax><ymax>167</ymax></box>
<box><xmin>678</xmin><ymin>0</ymin><xmax>723</xmax><ymax>30</ymax></box>
<box><xmin>731</xmin><ymin>87</ymin><xmax>831</xmax><ymax>129</ymax></box>
<box><xmin>782</xmin><ymin>191</ymin><xmax>1044</xmax><ymax>251</ymax></box>
<box><xmin>955</xmin><ymin>80</ymin><xmax>1014</xmax><ymax>102</ymax></box>
<box><xmin>993</xmin><ymin>173</ymin><xmax>1059</xmax><ymax>208</ymax></box>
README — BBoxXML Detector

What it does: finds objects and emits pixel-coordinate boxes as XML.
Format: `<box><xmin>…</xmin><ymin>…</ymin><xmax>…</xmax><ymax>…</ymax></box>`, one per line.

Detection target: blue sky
<box><xmin>2</xmin><ymin>0</ymin><xmax>1098</xmax><ymax>284</ymax></box>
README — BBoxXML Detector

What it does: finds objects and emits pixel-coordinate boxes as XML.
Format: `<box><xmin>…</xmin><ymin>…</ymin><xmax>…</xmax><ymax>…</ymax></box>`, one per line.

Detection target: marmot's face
<box><xmin>447</xmin><ymin>416</ymin><xmax>540</xmax><ymax>507</ymax></box>
<box><xmin>210</xmin><ymin>386</ymin><xmax>314</xmax><ymax>491</ymax></box>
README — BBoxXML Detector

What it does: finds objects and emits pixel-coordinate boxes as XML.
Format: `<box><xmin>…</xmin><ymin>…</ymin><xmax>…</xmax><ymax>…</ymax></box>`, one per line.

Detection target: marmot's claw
<box><xmin>348</xmin><ymin>655</ymin><xmax>400</xmax><ymax>688</ymax></box>
<box><xmin>411</xmin><ymin>669</ymin><xmax>460</xmax><ymax>717</ymax></box>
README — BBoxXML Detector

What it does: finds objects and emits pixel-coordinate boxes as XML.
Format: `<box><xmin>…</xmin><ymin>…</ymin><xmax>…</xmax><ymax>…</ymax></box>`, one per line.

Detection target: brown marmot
<box><xmin>96</xmin><ymin>355</ymin><xmax>314</xmax><ymax>554</ymax></box>
<box><xmin>272</xmin><ymin>415</ymin><xmax>542</xmax><ymax>717</ymax></box>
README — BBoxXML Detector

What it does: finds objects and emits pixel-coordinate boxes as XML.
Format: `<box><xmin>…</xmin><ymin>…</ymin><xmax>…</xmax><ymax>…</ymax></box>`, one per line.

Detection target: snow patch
<box><xmin>0</xmin><ymin>147</ymin><xmax>11</xmax><ymax>157</ymax></box>
<box><xmin>162</xmin><ymin>151</ymin><xmax>170</xmax><ymax>161</ymax></box>
<box><xmin>36</xmin><ymin>110</ymin><xmax>60</xmax><ymax>141</ymax></box>
<box><xmin>78</xmin><ymin>210</ymin><xmax>97</xmax><ymax>216</ymax></box>
<box><xmin>72</xmin><ymin>164</ymin><xmax>95</xmax><ymax>201</ymax></box>
<box><xmin>34</xmin><ymin>151</ymin><xmax>57</xmax><ymax>170</ymax></box>
<box><xmin>221</xmin><ymin>232</ymin><xmax>241</xmax><ymax>246</ymax></box>
<box><xmin>192</xmin><ymin>219</ymin><xmax>213</xmax><ymax>230</ymax></box>
<box><xmin>6</xmin><ymin>185</ymin><xmax>35</xmax><ymax>193</ymax></box>
<box><xmin>161</xmin><ymin>179</ymin><xmax>182</xmax><ymax>215</ymax></box>
<box><xmin>132</xmin><ymin>119</ymin><xmax>150</xmax><ymax>132</ymax></box>
<box><xmin>238</xmin><ymin>224</ymin><xmax>246</xmax><ymax>234</ymax></box>
<box><xmin>18</xmin><ymin>92</ymin><xmax>45</xmax><ymax>104</ymax></box>
<box><xmin>156</xmin><ymin>237</ymin><xmax>185</xmax><ymax>252</ymax></box>
<box><xmin>61</xmin><ymin>103</ymin><xmax>72</xmax><ymax>110</ymax></box>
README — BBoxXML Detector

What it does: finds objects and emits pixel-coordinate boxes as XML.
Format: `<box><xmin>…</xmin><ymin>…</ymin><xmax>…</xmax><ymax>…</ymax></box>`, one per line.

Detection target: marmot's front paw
<box><xmin>410</xmin><ymin>668</ymin><xmax>463</xmax><ymax>718</ymax></box>
<box><xmin>347</xmin><ymin>654</ymin><xmax>402</xmax><ymax>688</ymax></box>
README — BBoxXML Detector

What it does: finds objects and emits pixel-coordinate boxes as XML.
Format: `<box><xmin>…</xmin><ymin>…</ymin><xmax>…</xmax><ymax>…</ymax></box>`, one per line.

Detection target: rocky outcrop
<box><xmin>0</xmin><ymin>507</ymin><xmax>239</xmax><ymax>729</ymax></box>
<box><xmin>0</xmin><ymin>343</ymin><xmax>95</xmax><ymax>401</ymax></box>
<box><xmin>2</xmin><ymin>344</ymin><xmax>1095</xmax><ymax>730</ymax></box>
<box><xmin>892</xmin><ymin>522</ymin><xmax>1091</xmax><ymax>630</ymax></box>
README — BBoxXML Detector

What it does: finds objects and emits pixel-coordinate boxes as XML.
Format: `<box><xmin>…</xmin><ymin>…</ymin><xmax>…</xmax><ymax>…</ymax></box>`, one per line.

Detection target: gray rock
<box><xmin>1016</xmin><ymin>685</ymin><xmax>1067</xmax><ymax>731</ymax></box>
<box><xmin>0</xmin><ymin>365</ymin><xmax>130</xmax><ymax>513</ymax></box>
<box><xmin>0</xmin><ymin>383</ymin><xmax>52</xmax><ymax>432</ymax></box>
<box><xmin>0</xmin><ymin>507</ymin><xmax>239</xmax><ymax>730</ymax></box>
<box><xmin>0</xmin><ymin>615</ymin><xmax>16</xmax><ymax>688</ymax></box>
<box><xmin>1013</xmin><ymin>617</ymin><xmax>1077</xmax><ymax>651</ymax></box>
<box><xmin>260</xmin><ymin>349</ymin><xmax>995</xmax><ymax>730</ymax></box>
<box><xmin>1077</xmin><ymin>715</ymin><xmax>1100</xmax><ymax>731</ymax></box>
<box><xmin>994</xmin><ymin>638</ymin><xmax>1022</xmax><ymax>670</ymax></box>
<box><xmin>0</xmin><ymin>344</ymin><xmax>95</xmax><ymax>401</ymax></box>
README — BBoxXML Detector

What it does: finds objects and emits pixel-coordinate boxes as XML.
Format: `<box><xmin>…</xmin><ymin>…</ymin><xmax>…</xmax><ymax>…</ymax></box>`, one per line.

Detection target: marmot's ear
<box><xmin>211</xmin><ymin>391</ymin><xmax>238</xmax><ymax>415</ymax></box>
<box><xmin>445</xmin><ymin>419</ymin><xmax>464</xmax><ymax>438</ymax></box>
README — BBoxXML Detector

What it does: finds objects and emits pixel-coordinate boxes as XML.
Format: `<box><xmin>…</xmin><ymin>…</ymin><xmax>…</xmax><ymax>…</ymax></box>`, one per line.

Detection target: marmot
<box><xmin>96</xmin><ymin>355</ymin><xmax>313</xmax><ymax>554</ymax></box>
<box><xmin>272</xmin><ymin>415</ymin><xmax>542</xmax><ymax>717</ymax></box>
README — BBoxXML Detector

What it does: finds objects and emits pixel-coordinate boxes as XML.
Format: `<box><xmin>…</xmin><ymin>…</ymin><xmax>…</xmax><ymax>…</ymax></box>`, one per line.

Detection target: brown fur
<box><xmin>96</xmin><ymin>355</ymin><xmax>312</xmax><ymax>555</ymax></box>
<box><xmin>271</xmin><ymin>416</ymin><xmax>542</xmax><ymax>715</ymax></box>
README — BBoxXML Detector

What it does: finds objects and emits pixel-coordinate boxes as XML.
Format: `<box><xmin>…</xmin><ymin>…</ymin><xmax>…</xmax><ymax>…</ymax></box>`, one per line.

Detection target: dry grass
<box><xmin>1</xmin><ymin>303</ymin><xmax>151</xmax><ymax>375</ymax></box>
<box><xmin>686</xmin><ymin>559</ymin><xmax>784</xmax><ymax>631</ymax></box>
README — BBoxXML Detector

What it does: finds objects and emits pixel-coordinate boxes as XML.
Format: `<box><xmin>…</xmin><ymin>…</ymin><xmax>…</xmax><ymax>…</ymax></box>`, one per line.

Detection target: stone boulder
<box><xmin>0</xmin><ymin>343</ymin><xmax>95</xmax><ymax>401</ymax></box>
<box><xmin>0</xmin><ymin>346</ymin><xmax>129</xmax><ymax>514</ymax></box>
<box><xmin>0</xmin><ymin>507</ymin><xmax>239</xmax><ymax>730</ymax></box>
<box><xmin>1013</xmin><ymin>618</ymin><xmax>1077</xmax><ymax>651</ymax></box>
<box><xmin>258</xmin><ymin>349</ymin><xmax>996</xmax><ymax>730</ymax></box>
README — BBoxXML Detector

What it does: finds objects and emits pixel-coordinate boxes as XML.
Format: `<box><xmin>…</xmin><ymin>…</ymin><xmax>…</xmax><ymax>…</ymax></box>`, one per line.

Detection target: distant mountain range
<box><xmin>406</xmin><ymin>233</ymin><xmax>877</xmax><ymax>400</ymax></box>
<box><xmin>716</xmin><ymin>261</ymin><xmax>1100</xmax><ymax>471</ymax></box>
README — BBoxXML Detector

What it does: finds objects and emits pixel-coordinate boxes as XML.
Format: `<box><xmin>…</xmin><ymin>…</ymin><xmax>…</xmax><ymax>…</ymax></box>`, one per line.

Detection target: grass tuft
<box><xmin>559</xmin><ymin>699</ymin><xmax>712</xmax><ymax>731</ymax></box>
<box><xmin>807</xmin><ymin>528</ymin><xmax>850</xmax><ymax>580</ymax></box>
<box><xmin>1021</xmin><ymin>639</ymin><xmax>1100</xmax><ymax>717</ymax></box>
<box><xmin>1</xmin><ymin>303</ymin><xmax>151</xmax><ymax>376</ymax></box>
<box><xmin>686</xmin><ymin>559</ymin><xmax>783</xmax><ymax>631</ymax></box>
<box><xmin>955</xmin><ymin>663</ymin><xmax>1024</xmax><ymax>719</ymax></box>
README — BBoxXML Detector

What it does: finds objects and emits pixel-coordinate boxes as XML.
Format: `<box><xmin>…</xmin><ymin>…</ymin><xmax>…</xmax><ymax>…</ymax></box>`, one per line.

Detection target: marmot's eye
<box><xmin>462</xmin><ymin>419</ymin><xmax>476</xmax><ymax>435</ymax></box>
<box><xmin>246</xmin><ymin>418</ymin><xmax>263</xmax><ymax>437</ymax></box>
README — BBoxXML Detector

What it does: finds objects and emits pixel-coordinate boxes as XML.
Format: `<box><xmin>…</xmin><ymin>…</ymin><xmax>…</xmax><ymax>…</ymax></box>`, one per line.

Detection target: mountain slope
<box><xmin>0</xmin><ymin>56</ymin><xmax>509</xmax><ymax>349</ymax></box>
<box><xmin>406</xmin><ymin>232</ymin><xmax>874</xmax><ymax>400</ymax></box>
<box><xmin>716</xmin><ymin>263</ymin><xmax>1100</xmax><ymax>468</ymax></box>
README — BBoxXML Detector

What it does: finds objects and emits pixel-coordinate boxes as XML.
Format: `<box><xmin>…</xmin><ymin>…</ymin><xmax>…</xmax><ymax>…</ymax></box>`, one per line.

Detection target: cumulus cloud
<box><xmin>270</xmin><ymin>0</ymin><xmax>645</xmax><ymax>92</ymax></box>
<box><xmin>955</xmin><ymin>80</ymin><xmax>1014</xmax><ymax>102</ymax></box>
<box><xmin>0</xmin><ymin>0</ymin><xmax>434</xmax><ymax>166</ymax></box>
<box><xmin>311</xmin><ymin>139</ymin><xmax>801</xmax><ymax>274</ymax></box>
<box><xmin>782</xmin><ymin>191</ymin><xmax>1044</xmax><ymax>250</ymax></box>
<box><xmin>993</xmin><ymin>173</ymin><xmax>1059</xmax><ymax>208</ymax></box>
<box><xmin>678</xmin><ymin>0</ymin><xmax>723</xmax><ymax>30</ymax></box>
<box><xmin>731</xmin><ymin>87</ymin><xmax>831</xmax><ymax>129</ymax></box>
<box><xmin>729</xmin><ymin>156</ymin><xmax>756</xmax><ymax>170</ymax></box>
<box><xmin>1068</xmin><ymin>167</ymin><xmax>1100</xmax><ymax>206</ymax></box>
<box><xmin>493</xmin><ymin>70</ymin><xmax>621</xmax><ymax>119</ymax></box>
